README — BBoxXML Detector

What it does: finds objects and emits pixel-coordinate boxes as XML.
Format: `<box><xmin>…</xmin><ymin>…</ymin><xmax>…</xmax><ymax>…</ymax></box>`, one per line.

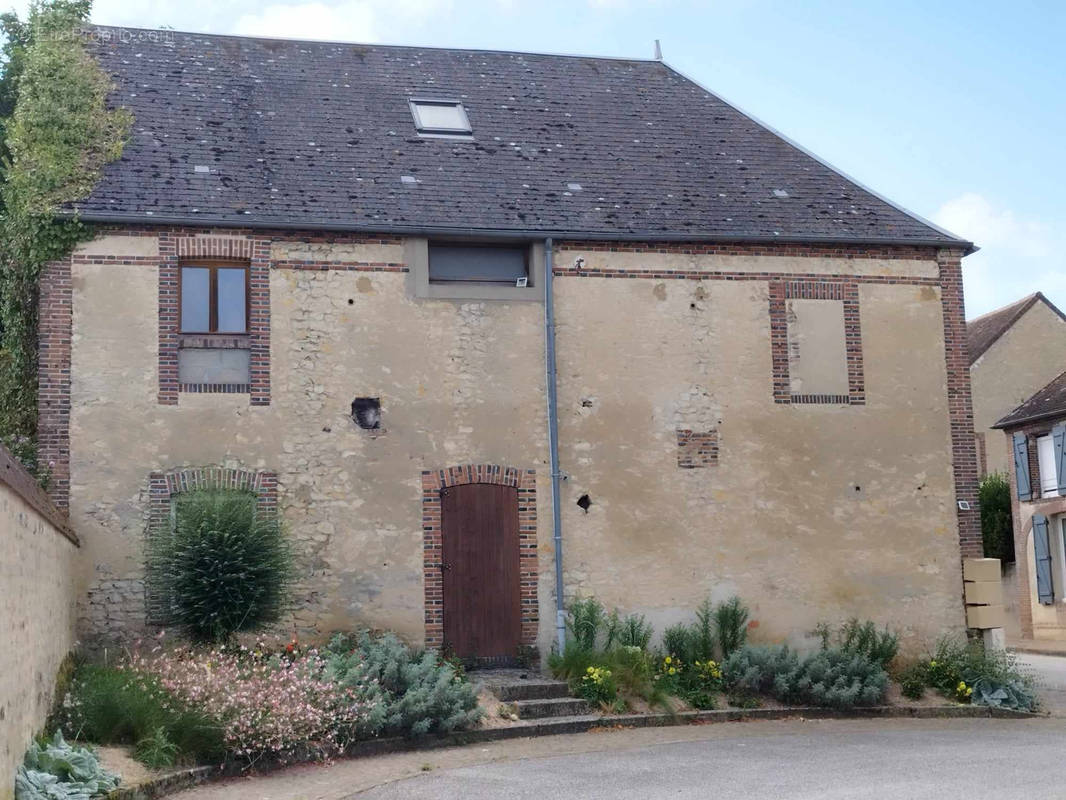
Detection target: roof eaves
<box><xmin>67</xmin><ymin>209</ymin><xmax>977</xmax><ymax>249</ymax></box>
<box><xmin>657</xmin><ymin>59</ymin><xmax>976</xmax><ymax>256</ymax></box>
<box><xmin>993</xmin><ymin>406</ymin><xmax>1066</xmax><ymax>431</ymax></box>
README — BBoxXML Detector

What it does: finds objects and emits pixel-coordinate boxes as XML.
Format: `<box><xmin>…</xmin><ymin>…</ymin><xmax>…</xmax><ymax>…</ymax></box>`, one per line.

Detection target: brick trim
<box><xmin>769</xmin><ymin>279</ymin><xmax>865</xmax><ymax>405</ymax></box>
<box><xmin>975</xmin><ymin>432</ymin><xmax>987</xmax><ymax>478</ymax></box>
<box><xmin>558</xmin><ymin>241</ymin><xmax>939</xmax><ymax>259</ymax></box>
<box><xmin>420</xmin><ymin>465</ymin><xmax>538</xmax><ymax>651</ymax></box>
<box><xmin>553</xmin><ymin>265</ymin><xmax>940</xmax><ymax>285</ymax></box>
<box><xmin>146</xmin><ymin>466</ymin><xmax>278</xmax><ymax>532</ymax></box>
<box><xmin>158</xmin><ymin>234</ymin><xmax>271</xmax><ymax>405</ymax></box>
<box><xmin>938</xmin><ymin>248</ymin><xmax>981</xmax><ymax>562</ymax></box>
<box><xmin>179</xmin><ymin>383</ymin><xmax>251</xmax><ymax>394</ymax></box>
<box><xmin>676</xmin><ymin>429</ymin><xmax>718</xmax><ymax>468</ymax></box>
<box><xmin>38</xmin><ymin>256</ymin><xmax>73</xmax><ymax>511</ymax></box>
<box><xmin>272</xmin><ymin>260</ymin><xmax>408</xmax><ymax>272</ymax></box>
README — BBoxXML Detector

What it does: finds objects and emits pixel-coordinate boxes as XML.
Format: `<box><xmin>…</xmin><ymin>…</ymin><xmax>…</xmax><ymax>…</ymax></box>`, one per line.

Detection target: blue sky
<box><xmin>18</xmin><ymin>0</ymin><xmax>1064</xmax><ymax>318</ymax></box>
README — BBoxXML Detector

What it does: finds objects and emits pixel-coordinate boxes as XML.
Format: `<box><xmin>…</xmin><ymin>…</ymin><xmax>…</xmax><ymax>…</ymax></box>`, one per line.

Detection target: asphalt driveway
<box><xmin>349</xmin><ymin>718</ymin><xmax>1064</xmax><ymax>800</ymax></box>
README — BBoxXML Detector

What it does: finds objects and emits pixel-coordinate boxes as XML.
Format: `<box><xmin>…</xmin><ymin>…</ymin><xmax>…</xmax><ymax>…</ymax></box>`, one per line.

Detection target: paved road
<box><xmin>350</xmin><ymin>718</ymin><xmax>1066</xmax><ymax>800</ymax></box>
<box><xmin>1018</xmin><ymin>652</ymin><xmax>1066</xmax><ymax>714</ymax></box>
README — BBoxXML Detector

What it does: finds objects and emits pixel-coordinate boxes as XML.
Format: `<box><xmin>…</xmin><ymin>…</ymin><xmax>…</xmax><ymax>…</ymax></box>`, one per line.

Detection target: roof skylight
<box><xmin>409</xmin><ymin>99</ymin><xmax>472</xmax><ymax>137</ymax></box>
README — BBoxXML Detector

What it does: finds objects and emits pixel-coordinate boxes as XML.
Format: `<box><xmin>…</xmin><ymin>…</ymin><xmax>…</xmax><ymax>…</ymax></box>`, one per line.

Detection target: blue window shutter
<box><xmin>1034</xmin><ymin>514</ymin><xmax>1054</xmax><ymax>605</ymax></box>
<box><xmin>1014</xmin><ymin>432</ymin><xmax>1032</xmax><ymax>501</ymax></box>
<box><xmin>1055</xmin><ymin>424</ymin><xmax>1066</xmax><ymax>494</ymax></box>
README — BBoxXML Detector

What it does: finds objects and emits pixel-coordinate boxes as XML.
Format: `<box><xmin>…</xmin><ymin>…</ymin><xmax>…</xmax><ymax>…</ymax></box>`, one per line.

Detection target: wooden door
<box><xmin>441</xmin><ymin>483</ymin><xmax>521</xmax><ymax>661</ymax></box>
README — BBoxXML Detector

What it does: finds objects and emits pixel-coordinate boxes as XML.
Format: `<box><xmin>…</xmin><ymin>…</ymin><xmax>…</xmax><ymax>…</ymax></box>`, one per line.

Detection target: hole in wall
<box><xmin>351</xmin><ymin>397</ymin><xmax>381</xmax><ymax>430</ymax></box>
<box><xmin>576</xmin><ymin>494</ymin><xmax>592</xmax><ymax>513</ymax></box>
<box><xmin>348</xmin><ymin>298</ymin><xmax>355</xmax><ymax>305</ymax></box>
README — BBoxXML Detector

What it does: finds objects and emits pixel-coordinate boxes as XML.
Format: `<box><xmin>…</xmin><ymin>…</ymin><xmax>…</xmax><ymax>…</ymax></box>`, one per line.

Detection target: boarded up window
<box><xmin>785</xmin><ymin>298</ymin><xmax>849</xmax><ymax>398</ymax></box>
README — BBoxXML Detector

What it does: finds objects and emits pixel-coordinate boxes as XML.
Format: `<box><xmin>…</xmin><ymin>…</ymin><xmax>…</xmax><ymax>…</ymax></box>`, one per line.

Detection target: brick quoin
<box><xmin>937</xmin><ymin>248</ymin><xmax>981</xmax><ymax>564</ymax></box>
<box><xmin>38</xmin><ymin>256</ymin><xmax>73</xmax><ymax>511</ymax></box>
<box><xmin>421</xmin><ymin>465</ymin><xmax>538</xmax><ymax>651</ymax></box>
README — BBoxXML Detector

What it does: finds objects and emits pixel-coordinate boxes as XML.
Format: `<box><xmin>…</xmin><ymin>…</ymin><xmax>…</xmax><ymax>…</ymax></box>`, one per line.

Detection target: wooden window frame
<box><xmin>179</xmin><ymin>258</ymin><xmax>251</xmax><ymax>334</ymax></box>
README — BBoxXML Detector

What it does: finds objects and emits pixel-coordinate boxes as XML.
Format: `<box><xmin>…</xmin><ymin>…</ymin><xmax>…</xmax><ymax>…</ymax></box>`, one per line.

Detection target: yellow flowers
<box><xmin>583</xmin><ymin>666</ymin><xmax>612</xmax><ymax>684</ymax></box>
<box><xmin>664</xmin><ymin>656</ymin><xmax>672</xmax><ymax>665</ymax></box>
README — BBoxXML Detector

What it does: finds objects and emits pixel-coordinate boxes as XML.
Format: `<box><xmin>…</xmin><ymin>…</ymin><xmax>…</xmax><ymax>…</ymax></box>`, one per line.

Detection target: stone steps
<box><xmin>511</xmin><ymin>697</ymin><xmax>591</xmax><ymax>719</ymax></box>
<box><xmin>494</xmin><ymin>679</ymin><xmax>571</xmax><ymax>702</ymax></box>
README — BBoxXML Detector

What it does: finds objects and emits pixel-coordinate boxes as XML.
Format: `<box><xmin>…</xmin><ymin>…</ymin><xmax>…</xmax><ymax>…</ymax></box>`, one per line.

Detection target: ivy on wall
<box><xmin>0</xmin><ymin>0</ymin><xmax>131</xmax><ymax>470</ymax></box>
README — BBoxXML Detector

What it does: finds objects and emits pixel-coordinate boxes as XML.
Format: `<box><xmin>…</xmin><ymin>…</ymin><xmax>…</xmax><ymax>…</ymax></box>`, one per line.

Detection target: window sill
<box><xmin>179</xmin><ymin>383</ymin><xmax>250</xmax><ymax>394</ymax></box>
<box><xmin>179</xmin><ymin>333</ymin><xmax>251</xmax><ymax>350</ymax></box>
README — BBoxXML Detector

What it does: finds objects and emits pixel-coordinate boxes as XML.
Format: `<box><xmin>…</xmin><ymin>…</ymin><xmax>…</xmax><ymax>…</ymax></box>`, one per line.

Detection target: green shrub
<box><xmin>134</xmin><ymin>727</ymin><xmax>179</xmax><ymax>770</ymax></box>
<box><xmin>723</xmin><ymin>644</ymin><xmax>888</xmax><ymax>709</ymax></box>
<box><xmin>146</xmin><ymin>489</ymin><xmax>294</xmax><ymax>643</ymax></box>
<box><xmin>799</xmin><ymin>649</ymin><xmax>888</xmax><ymax>709</ymax></box>
<box><xmin>815</xmin><ymin>618</ymin><xmax>899</xmax><ymax>669</ymax></box>
<box><xmin>565</xmin><ymin>597</ymin><xmax>608</xmax><ymax>651</ymax></box>
<box><xmin>925</xmin><ymin>636</ymin><xmax>1036</xmax><ymax>711</ymax></box>
<box><xmin>722</xmin><ymin>644</ymin><xmax>801</xmax><ymax>699</ymax></box>
<box><xmin>609</xmin><ymin>612</ymin><xmax>654</xmax><ymax>650</ymax></box>
<box><xmin>577</xmin><ymin>665</ymin><xmax>618</xmax><ymax>706</ymax></box>
<box><xmin>662</xmin><ymin>624</ymin><xmax>695</xmax><ymax>664</ymax></box>
<box><xmin>60</xmin><ymin>664</ymin><xmax>225</xmax><ymax>766</ymax></box>
<box><xmin>16</xmin><ymin>732</ymin><xmax>120</xmax><ymax>800</ymax></box>
<box><xmin>980</xmin><ymin>472</ymin><xmax>1015</xmax><ymax>563</ymax></box>
<box><xmin>691</xmin><ymin>598</ymin><xmax>716</xmax><ymax>662</ymax></box>
<box><xmin>713</xmin><ymin>596</ymin><xmax>749</xmax><ymax>659</ymax></box>
<box><xmin>325</xmin><ymin>631</ymin><xmax>482</xmax><ymax>736</ymax></box>
<box><xmin>898</xmin><ymin>662</ymin><xmax>928</xmax><ymax>700</ymax></box>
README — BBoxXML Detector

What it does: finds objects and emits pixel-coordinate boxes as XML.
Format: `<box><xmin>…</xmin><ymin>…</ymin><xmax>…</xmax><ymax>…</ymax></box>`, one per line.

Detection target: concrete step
<box><xmin>494</xmin><ymin>680</ymin><xmax>572</xmax><ymax>702</ymax></box>
<box><xmin>513</xmin><ymin>697</ymin><xmax>591</xmax><ymax>719</ymax></box>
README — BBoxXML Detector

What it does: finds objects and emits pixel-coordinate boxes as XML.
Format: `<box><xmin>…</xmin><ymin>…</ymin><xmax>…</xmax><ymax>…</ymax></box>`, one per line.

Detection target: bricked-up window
<box><xmin>770</xmin><ymin>280</ymin><xmax>864</xmax><ymax>405</ymax></box>
<box><xmin>429</xmin><ymin>243</ymin><xmax>528</xmax><ymax>285</ymax></box>
<box><xmin>181</xmin><ymin>263</ymin><xmax>249</xmax><ymax>333</ymax></box>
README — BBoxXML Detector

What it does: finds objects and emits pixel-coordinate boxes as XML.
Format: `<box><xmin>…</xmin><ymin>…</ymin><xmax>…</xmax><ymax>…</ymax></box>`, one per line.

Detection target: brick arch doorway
<box><xmin>422</xmin><ymin>465</ymin><xmax>538</xmax><ymax>664</ymax></box>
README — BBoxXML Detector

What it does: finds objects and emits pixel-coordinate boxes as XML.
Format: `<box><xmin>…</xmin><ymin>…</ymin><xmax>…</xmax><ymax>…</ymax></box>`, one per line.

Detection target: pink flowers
<box><xmin>128</xmin><ymin>642</ymin><xmax>378</xmax><ymax>765</ymax></box>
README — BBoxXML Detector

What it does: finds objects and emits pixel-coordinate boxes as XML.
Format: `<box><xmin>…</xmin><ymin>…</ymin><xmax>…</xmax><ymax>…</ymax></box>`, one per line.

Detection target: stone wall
<box><xmin>0</xmin><ymin>445</ymin><xmax>79</xmax><ymax>800</ymax></box>
<box><xmin>51</xmin><ymin>228</ymin><xmax>970</xmax><ymax>655</ymax></box>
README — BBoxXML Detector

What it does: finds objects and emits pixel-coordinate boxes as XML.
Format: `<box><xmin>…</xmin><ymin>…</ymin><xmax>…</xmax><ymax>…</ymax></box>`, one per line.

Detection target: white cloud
<box><xmin>934</xmin><ymin>193</ymin><xmax>1065</xmax><ymax>319</ymax></box>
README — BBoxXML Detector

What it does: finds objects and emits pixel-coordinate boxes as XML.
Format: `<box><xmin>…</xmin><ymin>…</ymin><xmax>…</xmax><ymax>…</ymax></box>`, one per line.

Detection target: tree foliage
<box><xmin>0</xmin><ymin>0</ymin><xmax>131</xmax><ymax>469</ymax></box>
<box><xmin>979</xmin><ymin>472</ymin><xmax>1014</xmax><ymax>563</ymax></box>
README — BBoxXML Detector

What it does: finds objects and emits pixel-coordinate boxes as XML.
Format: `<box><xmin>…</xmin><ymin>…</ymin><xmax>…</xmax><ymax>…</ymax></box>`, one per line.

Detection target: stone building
<box><xmin>996</xmin><ymin>372</ymin><xmax>1066</xmax><ymax>640</ymax></box>
<box><xmin>41</xmin><ymin>27</ymin><xmax>980</xmax><ymax>659</ymax></box>
<box><xmin>968</xmin><ymin>292</ymin><xmax>1066</xmax><ymax>478</ymax></box>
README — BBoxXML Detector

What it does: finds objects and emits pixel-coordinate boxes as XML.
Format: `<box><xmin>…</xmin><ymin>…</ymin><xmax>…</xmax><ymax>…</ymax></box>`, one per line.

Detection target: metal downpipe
<box><xmin>544</xmin><ymin>238</ymin><xmax>566</xmax><ymax>654</ymax></box>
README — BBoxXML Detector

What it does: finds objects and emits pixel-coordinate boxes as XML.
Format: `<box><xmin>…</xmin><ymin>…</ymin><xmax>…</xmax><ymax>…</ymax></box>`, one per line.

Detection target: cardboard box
<box><xmin>966</xmin><ymin>604</ymin><xmax>1005</xmax><ymax>629</ymax></box>
<box><xmin>963</xmin><ymin>558</ymin><xmax>1001</xmax><ymax>583</ymax></box>
<box><xmin>964</xmin><ymin>580</ymin><xmax>1003</xmax><ymax>606</ymax></box>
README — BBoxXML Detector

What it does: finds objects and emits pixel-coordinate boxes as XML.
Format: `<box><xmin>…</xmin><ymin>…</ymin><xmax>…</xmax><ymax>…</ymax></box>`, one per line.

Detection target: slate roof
<box><xmin>77</xmin><ymin>27</ymin><xmax>971</xmax><ymax>245</ymax></box>
<box><xmin>995</xmin><ymin>369</ymin><xmax>1066</xmax><ymax>429</ymax></box>
<box><xmin>967</xmin><ymin>292</ymin><xmax>1066</xmax><ymax>366</ymax></box>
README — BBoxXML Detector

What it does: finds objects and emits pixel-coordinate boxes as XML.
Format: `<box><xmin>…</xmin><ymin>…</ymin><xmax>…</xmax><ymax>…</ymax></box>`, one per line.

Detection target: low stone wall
<box><xmin>0</xmin><ymin>444</ymin><xmax>79</xmax><ymax>800</ymax></box>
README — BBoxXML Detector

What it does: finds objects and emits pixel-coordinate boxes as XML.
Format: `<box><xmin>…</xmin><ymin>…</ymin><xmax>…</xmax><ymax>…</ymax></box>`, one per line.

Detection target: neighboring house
<box><xmin>968</xmin><ymin>292</ymin><xmax>1066</xmax><ymax>478</ymax></box>
<box><xmin>41</xmin><ymin>27</ymin><xmax>980</xmax><ymax>660</ymax></box>
<box><xmin>995</xmin><ymin>373</ymin><xmax>1066</xmax><ymax>640</ymax></box>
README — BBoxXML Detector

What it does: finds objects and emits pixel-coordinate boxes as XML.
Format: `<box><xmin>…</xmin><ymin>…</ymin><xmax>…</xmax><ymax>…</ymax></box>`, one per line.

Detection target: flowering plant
<box><xmin>129</xmin><ymin>641</ymin><xmax>378</xmax><ymax>764</ymax></box>
<box><xmin>579</xmin><ymin>665</ymin><xmax>618</xmax><ymax>706</ymax></box>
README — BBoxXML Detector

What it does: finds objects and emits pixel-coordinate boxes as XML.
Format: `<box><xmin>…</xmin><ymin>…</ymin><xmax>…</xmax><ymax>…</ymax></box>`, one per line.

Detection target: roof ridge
<box><xmin>86</xmin><ymin>23</ymin><xmax>660</xmax><ymax>64</ymax></box>
<box><xmin>967</xmin><ymin>291</ymin><xmax>1039</xmax><ymax>325</ymax></box>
